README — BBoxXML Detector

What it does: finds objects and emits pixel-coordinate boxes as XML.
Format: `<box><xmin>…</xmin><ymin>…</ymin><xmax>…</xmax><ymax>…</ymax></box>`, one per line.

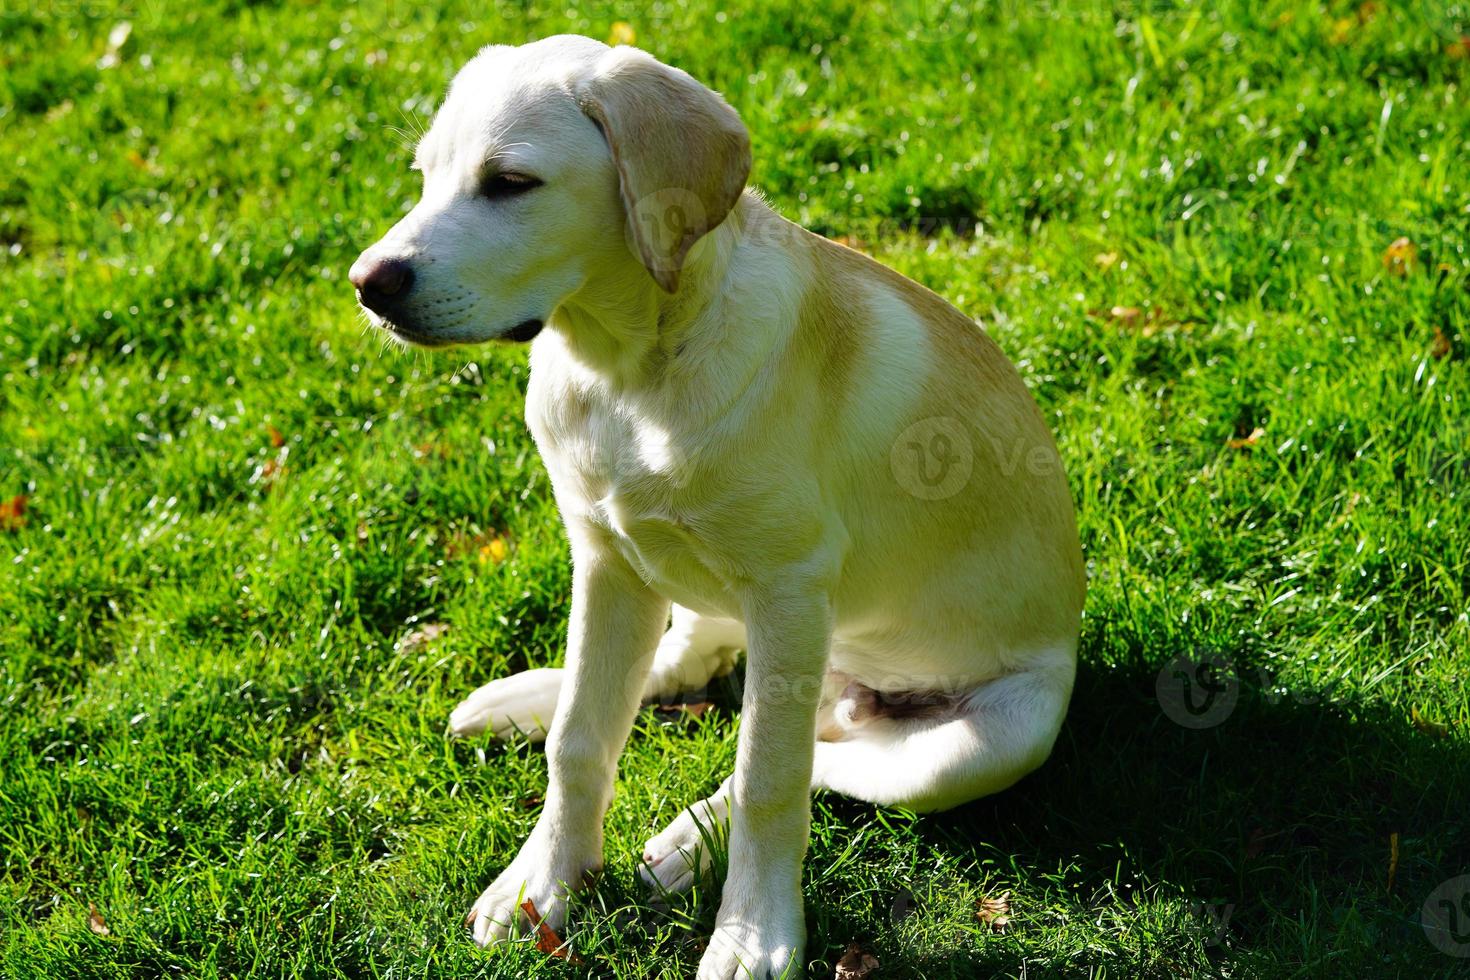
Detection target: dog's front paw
<box><xmin>639</xmin><ymin>794</ymin><xmax>728</xmax><ymax>894</ymax></box>
<box><xmin>464</xmin><ymin>840</ymin><xmax>597</xmax><ymax>947</ymax></box>
<box><xmin>448</xmin><ymin>667</ymin><xmax>564</xmax><ymax>741</ymax></box>
<box><xmin>696</xmin><ymin>905</ymin><xmax>805</xmax><ymax>979</ymax></box>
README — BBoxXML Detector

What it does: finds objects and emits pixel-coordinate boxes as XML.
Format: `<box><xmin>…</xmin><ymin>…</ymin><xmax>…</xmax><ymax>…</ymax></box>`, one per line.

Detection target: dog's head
<box><xmin>349</xmin><ymin>35</ymin><xmax>751</xmax><ymax>347</ymax></box>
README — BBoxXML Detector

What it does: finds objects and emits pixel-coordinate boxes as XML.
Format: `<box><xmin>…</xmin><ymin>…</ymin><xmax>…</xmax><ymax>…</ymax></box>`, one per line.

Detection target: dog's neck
<box><xmin>547</xmin><ymin>194</ymin><xmax>760</xmax><ymax>389</ymax></box>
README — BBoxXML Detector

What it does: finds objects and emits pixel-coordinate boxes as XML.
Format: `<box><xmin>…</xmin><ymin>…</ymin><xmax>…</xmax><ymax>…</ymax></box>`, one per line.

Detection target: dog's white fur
<box><xmin>352</xmin><ymin>35</ymin><xmax>1084</xmax><ymax>979</ymax></box>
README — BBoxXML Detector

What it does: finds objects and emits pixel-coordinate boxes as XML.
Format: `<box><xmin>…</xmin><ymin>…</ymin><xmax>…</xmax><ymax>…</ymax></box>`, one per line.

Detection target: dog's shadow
<box><xmin>793</xmin><ymin>647</ymin><xmax>1470</xmax><ymax>978</ymax></box>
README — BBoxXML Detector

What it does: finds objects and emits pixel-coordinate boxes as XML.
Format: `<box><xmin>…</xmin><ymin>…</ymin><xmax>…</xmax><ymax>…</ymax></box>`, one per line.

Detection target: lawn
<box><xmin>2</xmin><ymin>0</ymin><xmax>1468</xmax><ymax>976</ymax></box>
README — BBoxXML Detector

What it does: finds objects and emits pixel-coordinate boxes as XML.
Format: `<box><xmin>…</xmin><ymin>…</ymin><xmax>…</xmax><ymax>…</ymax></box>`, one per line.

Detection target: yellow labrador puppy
<box><xmin>350</xmin><ymin>34</ymin><xmax>1084</xmax><ymax>979</ymax></box>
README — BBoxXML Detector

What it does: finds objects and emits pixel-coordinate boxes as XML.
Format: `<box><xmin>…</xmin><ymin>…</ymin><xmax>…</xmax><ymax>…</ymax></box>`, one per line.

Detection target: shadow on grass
<box><xmin>808</xmin><ymin>646</ymin><xmax>1470</xmax><ymax>979</ymax></box>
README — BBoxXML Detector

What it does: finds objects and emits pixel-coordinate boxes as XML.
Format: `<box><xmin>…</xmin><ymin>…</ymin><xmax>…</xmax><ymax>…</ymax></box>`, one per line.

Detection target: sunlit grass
<box><xmin>2</xmin><ymin>0</ymin><xmax>1467</xmax><ymax>976</ymax></box>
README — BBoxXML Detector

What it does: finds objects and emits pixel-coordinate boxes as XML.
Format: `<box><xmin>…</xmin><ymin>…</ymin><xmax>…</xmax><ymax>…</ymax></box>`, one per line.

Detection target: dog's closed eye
<box><xmin>480</xmin><ymin>172</ymin><xmax>543</xmax><ymax>200</ymax></box>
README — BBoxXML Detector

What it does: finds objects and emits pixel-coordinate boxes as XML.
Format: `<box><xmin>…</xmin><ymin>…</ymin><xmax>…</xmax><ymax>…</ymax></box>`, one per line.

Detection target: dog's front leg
<box><xmin>699</xmin><ymin>581</ymin><xmax>831</xmax><ymax>979</ymax></box>
<box><xmin>467</xmin><ymin>543</ymin><xmax>669</xmax><ymax>946</ymax></box>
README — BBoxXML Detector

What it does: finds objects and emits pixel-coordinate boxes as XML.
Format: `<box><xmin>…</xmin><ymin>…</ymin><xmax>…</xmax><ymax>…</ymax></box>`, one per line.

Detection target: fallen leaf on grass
<box><xmin>833</xmin><ymin>941</ymin><xmax>879</xmax><ymax>979</ymax></box>
<box><xmin>479</xmin><ymin>536</ymin><xmax>509</xmax><ymax>565</ymax></box>
<box><xmin>1412</xmin><ymin>705</ymin><xmax>1450</xmax><ymax>739</ymax></box>
<box><xmin>0</xmin><ymin>495</ymin><xmax>27</xmax><ymax>532</ymax></box>
<box><xmin>444</xmin><ymin>529</ymin><xmax>512</xmax><ymax>565</ymax></box>
<box><xmin>87</xmin><ymin>904</ymin><xmax>110</xmax><ymax>936</ymax></box>
<box><xmin>1431</xmin><ymin>327</ymin><xmax>1453</xmax><ymax>360</ymax></box>
<box><xmin>608</xmin><ymin>21</ymin><xmax>636</xmax><ymax>46</ymax></box>
<box><xmin>267</xmin><ymin>425</ymin><xmax>286</xmax><ymax>448</ymax></box>
<box><xmin>1382</xmin><ymin>237</ymin><xmax>1418</xmax><ymax>276</ymax></box>
<box><xmin>1094</xmin><ymin>251</ymin><xmax>1120</xmax><ymax>271</ymax></box>
<box><xmin>1089</xmin><ymin>304</ymin><xmax>1195</xmax><ymax>338</ymax></box>
<box><xmin>1449</xmin><ymin>36</ymin><xmax>1470</xmax><ymax>59</ymax></box>
<box><xmin>976</xmin><ymin>891</ymin><xmax>1011</xmax><ymax>932</ymax></box>
<box><xmin>1387</xmin><ymin>831</ymin><xmax>1399</xmax><ymax>894</ymax></box>
<box><xmin>257</xmin><ymin>457</ymin><xmax>287</xmax><ymax>489</ymax></box>
<box><xmin>396</xmin><ymin>622</ymin><xmax>448</xmax><ymax>654</ymax></box>
<box><xmin>1226</xmin><ymin>427</ymin><xmax>1266</xmax><ymax>450</ymax></box>
<box><xmin>654</xmin><ymin>701</ymin><xmax>714</xmax><ymax>720</ymax></box>
<box><xmin>520</xmin><ymin>899</ymin><xmax>584</xmax><ymax>963</ymax></box>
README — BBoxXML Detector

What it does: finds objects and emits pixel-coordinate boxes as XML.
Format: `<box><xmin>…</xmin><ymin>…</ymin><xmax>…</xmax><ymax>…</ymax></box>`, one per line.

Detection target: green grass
<box><xmin>2</xmin><ymin>0</ymin><xmax>1468</xmax><ymax>976</ymax></box>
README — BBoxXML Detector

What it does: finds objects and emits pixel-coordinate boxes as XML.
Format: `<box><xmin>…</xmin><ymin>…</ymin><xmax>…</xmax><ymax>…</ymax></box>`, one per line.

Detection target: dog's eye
<box><xmin>480</xmin><ymin>172</ymin><xmax>542</xmax><ymax>200</ymax></box>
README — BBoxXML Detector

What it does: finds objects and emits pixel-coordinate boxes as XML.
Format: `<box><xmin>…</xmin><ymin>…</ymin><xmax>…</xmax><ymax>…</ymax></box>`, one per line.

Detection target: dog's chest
<box><xmin>537</xmin><ymin>397</ymin><xmax>736</xmax><ymax>613</ymax></box>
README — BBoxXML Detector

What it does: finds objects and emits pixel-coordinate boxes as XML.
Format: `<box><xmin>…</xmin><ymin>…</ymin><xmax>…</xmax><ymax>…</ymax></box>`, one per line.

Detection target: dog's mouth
<box><xmin>380</xmin><ymin>320</ymin><xmax>456</xmax><ymax>349</ymax></box>
<box><xmin>375</xmin><ymin>318</ymin><xmax>544</xmax><ymax>347</ymax></box>
<box><xmin>502</xmin><ymin>319</ymin><xmax>544</xmax><ymax>343</ymax></box>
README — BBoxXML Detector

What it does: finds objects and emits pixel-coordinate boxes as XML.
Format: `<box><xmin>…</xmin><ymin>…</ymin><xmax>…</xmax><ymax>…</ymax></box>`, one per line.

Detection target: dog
<box><xmin>349</xmin><ymin>35</ymin><xmax>1084</xmax><ymax>979</ymax></box>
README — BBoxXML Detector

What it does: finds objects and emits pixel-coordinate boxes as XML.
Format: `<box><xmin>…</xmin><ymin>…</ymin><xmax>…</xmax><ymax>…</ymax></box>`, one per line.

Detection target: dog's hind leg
<box><xmin>448</xmin><ymin>605</ymin><xmax>744</xmax><ymax>740</ymax></box>
<box><xmin>643</xmin><ymin>604</ymin><xmax>744</xmax><ymax>702</ymax></box>
<box><xmin>812</xmin><ymin>650</ymin><xmax>1075</xmax><ymax>813</ymax></box>
<box><xmin>640</xmin><ymin>650</ymin><xmax>1074</xmax><ymax>893</ymax></box>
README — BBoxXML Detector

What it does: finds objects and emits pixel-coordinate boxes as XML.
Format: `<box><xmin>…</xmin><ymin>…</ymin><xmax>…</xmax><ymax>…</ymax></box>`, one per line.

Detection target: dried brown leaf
<box><xmin>655</xmin><ymin>701</ymin><xmax>715</xmax><ymax>720</ymax></box>
<box><xmin>397</xmin><ymin>622</ymin><xmax>449</xmax><ymax>654</ymax></box>
<box><xmin>87</xmin><ymin>904</ymin><xmax>110</xmax><ymax>936</ymax></box>
<box><xmin>1431</xmin><ymin>326</ymin><xmax>1453</xmax><ymax>360</ymax></box>
<box><xmin>1412</xmin><ymin>705</ymin><xmax>1450</xmax><ymax>739</ymax></box>
<box><xmin>1226</xmin><ymin>427</ymin><xmax>1266</xmax><ymax>450</ymax></box>
<box><xmin>1387</xmin><ymin>831</ymin><xmax>1400</xmax><ymax>894</ymax></box>
<box><xmin>520</xmin><ymin>899</ymin><xmax>584</xmax><ymax>964</ymax></box>
<box><xmin>976</xmin><ymin>891</ymin><xmax>1011</xmax><ymax>932</ymax></box>
<box><xmin>445</xmin><ymin>528</ymin><xmax>512</xmax><ymax>564</ymax></box>
<box><xmin>1382</xmin><ymin>237</ymin><xmax>1418</xmax><ymax>276</ymax></box>
<box><xmin>834</xmin><ymin>941</ymin><xmax>880</xmax><ymax>979</ymax></box>
<box><xmin>0</xmin><ymin>494</ymin><xmax>27</xmax><ymax>532</ymax></box>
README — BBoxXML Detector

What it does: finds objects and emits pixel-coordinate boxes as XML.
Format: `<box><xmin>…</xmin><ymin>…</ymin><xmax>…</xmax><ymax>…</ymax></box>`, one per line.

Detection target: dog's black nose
<box><xmin>350</xmin><ymin>258</ymin><xmax>415</xmax><ymax>316</ymax></box>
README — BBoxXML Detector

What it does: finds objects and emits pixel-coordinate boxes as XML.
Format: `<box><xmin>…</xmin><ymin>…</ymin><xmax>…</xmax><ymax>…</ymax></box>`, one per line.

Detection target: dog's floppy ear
<box><xmin>575</xmin><ymin>48</ymin><xmax>751</xmax><ymax>292</ymax></box>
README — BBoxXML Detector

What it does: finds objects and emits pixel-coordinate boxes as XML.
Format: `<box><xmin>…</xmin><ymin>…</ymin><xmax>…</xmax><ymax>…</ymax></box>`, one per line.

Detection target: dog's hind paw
<box><xmin>639</xmin><ymin>790</ymin><xmax>729</xmax><ymax>894</ymax></box>
<box><xmin>448</xmin><ymin>668</ymin><xmax>563</xmax><ymax>740</ymax></box>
